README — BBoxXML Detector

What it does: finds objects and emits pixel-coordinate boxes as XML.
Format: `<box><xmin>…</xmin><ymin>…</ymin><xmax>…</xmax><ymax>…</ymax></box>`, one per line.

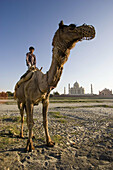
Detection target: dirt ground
<box><xmin>0</xmin><ymin>99</ymin><xmax>113</xmax><ymax>170</ymax></box>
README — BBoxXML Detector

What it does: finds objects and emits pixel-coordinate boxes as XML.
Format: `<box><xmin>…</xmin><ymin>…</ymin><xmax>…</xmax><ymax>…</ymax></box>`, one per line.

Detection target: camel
<box><xmin>14</xmin><ymin>21</ymin><xmax>95</xmax><ymax>152</ymax></box>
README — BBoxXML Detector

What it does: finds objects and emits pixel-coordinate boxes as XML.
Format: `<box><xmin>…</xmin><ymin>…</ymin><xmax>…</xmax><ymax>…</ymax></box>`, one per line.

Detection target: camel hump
<box><xmin>14</xmin><ymin>71</ymin><xmax>34</xmax><ymax>99</ymax></box>
<box><xmin>14</xmin><ymin>69</ymin><xmax>35</xmax><ymax>99</ymax></box>
<box><xmin>18</xmin><ymin>67</ymin><xmax>41</xmax><ymax>85</ymax></box>
<box><xmin>20</xmin><ymin>67</ymin><xmax>40</xmax><ymax>79</ymax></box>
<box><xmin>14</xmin><ymin>67</ymin><xmax>42</xmax><ymax>99</ymax></box>
<box><xmin>20</xmin><ymin>70</ymin><xmax>33</xmax><ymax>79</ymax></box>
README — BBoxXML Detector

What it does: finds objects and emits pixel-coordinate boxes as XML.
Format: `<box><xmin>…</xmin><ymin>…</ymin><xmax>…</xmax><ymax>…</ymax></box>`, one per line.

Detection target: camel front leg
<box><xmin>42</xmin><ymin>99</ymin><xmax>55</xmax><ymax>147</ymax></box>
<box><xmin>24</xmin><ymin>104</ymin><xmax>35</xmax><ymax>139</ymax></box>
<box><xmin>26</xmin><ymin>100</ymin><xmax>35</xmax><ymax>151</ymax></box>
<box><xmin>18</xmin><ymin>102</ymin><xmax>24</xmax><ymax>138</ymax></box>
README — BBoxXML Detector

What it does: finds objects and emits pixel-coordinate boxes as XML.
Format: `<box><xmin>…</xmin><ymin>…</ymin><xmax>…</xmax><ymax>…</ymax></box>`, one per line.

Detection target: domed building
<box><xmin>99</xmin><ymin>88</ymin><xmax>112</xmax><ymax>96</ymax></box>
<box><xmin>68</xmin><ymin>81</ymin><xmax>85</xmax><ymax>95</ymax></box>
<box><xmin>74</xmin><ymin>82</ymin><xmax>79</xmax><ymax>88</ymax></box>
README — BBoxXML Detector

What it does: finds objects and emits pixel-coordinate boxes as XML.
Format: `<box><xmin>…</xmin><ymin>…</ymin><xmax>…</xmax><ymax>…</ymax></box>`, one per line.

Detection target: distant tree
<box><xmin>53</xmin><ymin>91</ymin><xmax>60</xmax><ymax>96</ymax></box>
<box><xmin>6</xmin><ymin>91</ymin><xmax>14</xmax><ymax>97</ymax></box>
<box><xmin>50</xmin><ymin>94</ymin><xmax>53</xmax><ymax>98</ymax></box>
<box><xmin>0</xmin><ymin>92</ymin><xmax>8</xmax><ymax>99</ymax></box>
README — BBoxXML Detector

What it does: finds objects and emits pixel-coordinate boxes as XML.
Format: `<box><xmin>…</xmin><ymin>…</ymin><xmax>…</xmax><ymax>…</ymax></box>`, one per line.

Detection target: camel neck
<box><xmin>47</xmin><ymin>47</ymin><xmax>70</xmax><ymax>91</ymax></box>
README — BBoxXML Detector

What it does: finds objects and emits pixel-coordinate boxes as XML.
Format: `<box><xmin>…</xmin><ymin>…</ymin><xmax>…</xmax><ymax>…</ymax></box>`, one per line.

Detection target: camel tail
<box><xmin>14</xmin><ymin>92</ymin><xmax>17</xmax><ymax>100</ymax></box>
<box><xmin>14</xmin><ymin>83</ymin><xmax>18</xmax><ymax>100</ymax></box>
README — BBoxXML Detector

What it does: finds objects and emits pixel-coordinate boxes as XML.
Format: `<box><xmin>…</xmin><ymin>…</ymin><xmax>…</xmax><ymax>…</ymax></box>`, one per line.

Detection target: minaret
<box><xmin>64</xmin><ymin>87</ymin><xmax>66</xmax><ymax>94</ymax></box>
<box><xmin>68</xmin><ymin>84</ymin><xmax>70</xmax><ymax>94</ymax></box>
<box><xmin>91</xmin><ymin>84</ymin><xmax>93</xmax><ymax>95</ymax></box>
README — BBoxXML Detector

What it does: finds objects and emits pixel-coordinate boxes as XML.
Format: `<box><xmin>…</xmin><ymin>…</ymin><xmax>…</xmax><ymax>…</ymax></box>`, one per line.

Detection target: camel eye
<box><xmin>70</xmin><ymin>27</ymin><xmax>75</xmax><ymax>30</ymax></box>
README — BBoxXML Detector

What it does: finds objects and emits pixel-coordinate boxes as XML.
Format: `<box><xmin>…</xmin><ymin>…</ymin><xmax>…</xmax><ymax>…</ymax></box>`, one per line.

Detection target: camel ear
<box><xmin>59</xmin><ymin>20</ymin><xmax>64</xmax><ymax>28</ymax></box>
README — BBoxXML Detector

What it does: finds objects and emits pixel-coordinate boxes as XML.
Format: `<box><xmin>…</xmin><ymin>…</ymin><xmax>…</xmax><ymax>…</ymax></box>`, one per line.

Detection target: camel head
<box><xmin>52</xmin><ymin>20</ymin><xmax>95</xmax><ymax>65</ymax></box>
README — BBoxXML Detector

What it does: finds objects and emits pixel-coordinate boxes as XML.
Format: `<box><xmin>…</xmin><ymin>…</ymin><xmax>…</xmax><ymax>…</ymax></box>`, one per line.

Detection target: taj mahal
<box><xmin>63</xmin><ymin>81</ymin><xmax>93</xmax><ymax>95</ymax></box>
<box><xmin>68</xmin><ymin>81</ymin><xmax>85</xmax><ymax>95</ymax></box>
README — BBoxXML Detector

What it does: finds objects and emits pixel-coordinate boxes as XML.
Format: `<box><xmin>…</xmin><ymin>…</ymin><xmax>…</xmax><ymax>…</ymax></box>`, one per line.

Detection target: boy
<box><xmin>26</xmin><ymin>46</ymin><xmax>36</xmax><ymax>69</ymax></box>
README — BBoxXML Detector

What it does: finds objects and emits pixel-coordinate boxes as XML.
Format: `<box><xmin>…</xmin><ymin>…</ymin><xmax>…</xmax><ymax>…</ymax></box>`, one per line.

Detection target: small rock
<box><xmin>42</xmin><ymin>148</ymin><xmax>45</xmax><ymax>154</ymax></box>
<box><xmin>27</xmin><ymin>156</ymin><xmax>30</xmax><ymax>159</ymax></box>
<box><xmin>45</xmin><ymin>161</ymin><xmax>48</xmax><ymax>166</ymax></box>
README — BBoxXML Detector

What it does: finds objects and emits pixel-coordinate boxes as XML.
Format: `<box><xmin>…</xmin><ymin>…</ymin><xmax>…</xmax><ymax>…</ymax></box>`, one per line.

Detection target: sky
<box><xmin>0</xmin><ymin>0</ymin><xmax>113</xmax><ymax>94</ymax></box>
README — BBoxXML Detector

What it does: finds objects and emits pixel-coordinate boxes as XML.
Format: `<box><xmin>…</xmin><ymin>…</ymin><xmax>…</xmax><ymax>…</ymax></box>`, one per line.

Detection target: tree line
<box><xmin>0</xmin><ymin>91</ymin><xmax>60</xmax><ymax>99</ymax></box>
<box><xmin>0</xmin><ymin>91</ymin><xmax>14</xmax><ymax>99</ymax></box>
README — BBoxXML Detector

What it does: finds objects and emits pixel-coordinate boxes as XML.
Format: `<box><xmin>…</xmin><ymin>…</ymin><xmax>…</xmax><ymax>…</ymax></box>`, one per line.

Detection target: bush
<box><xmin>53</xmin><ymin>91</ymin><xmax>60</xmax><ymax>96</ymax></box>
<box><xmin>6</xmin><ymin>91</ymin><xmax>14</xmax><ymax>97</ymax></box>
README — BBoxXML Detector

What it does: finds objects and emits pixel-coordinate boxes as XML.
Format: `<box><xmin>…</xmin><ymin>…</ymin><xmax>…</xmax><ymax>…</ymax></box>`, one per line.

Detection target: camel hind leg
<box><xmin>42</xmin><ymin>98</ymin><xmax>55</xmax><ymax>147</ymax></box>
<box><xmin>18</xmin><ymin>101</ymin><xmax>25</xmax><ymax>138</ymax></box>
<box><xmin>26</xmin><ymin>99</ymin><xmax>35</xmax><ymax>151</ymax></box>
<box><xmin>24</xmin><ymin>104</ymin><xmax>35</xmax><ymax>139</ymax></box>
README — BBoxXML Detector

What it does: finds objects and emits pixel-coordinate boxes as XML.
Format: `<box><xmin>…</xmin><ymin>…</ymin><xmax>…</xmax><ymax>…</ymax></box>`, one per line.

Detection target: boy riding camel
<box><xmin>14</xmin><ymin>46</ymin><xmax>42</xmax><ymax>98</ymax></box>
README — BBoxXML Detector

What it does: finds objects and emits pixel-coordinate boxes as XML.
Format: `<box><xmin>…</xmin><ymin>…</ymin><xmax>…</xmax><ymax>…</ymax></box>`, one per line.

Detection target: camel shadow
<box><xmin>0</xmin><ymin>147</ymin><xmax>25</xmax><ymax>153</ymax></box>
<box><xmin>35</xmin><ymin>144</ymin><xmax>48</xmax><ymax>149</ymax></box>
<box><xmin>0</xmin><ymin>142</ymin><xmax>49</xmax><ymax>154</ymax></box>
<box><xmin>0</xmin><ymin>131</ymin><xmax>52</xmax><ymax>153</ymax></box>
<box><xmin>0</xmin><ymin>133</ymin><xmax>28</xmax><ymax>139</ymax></box>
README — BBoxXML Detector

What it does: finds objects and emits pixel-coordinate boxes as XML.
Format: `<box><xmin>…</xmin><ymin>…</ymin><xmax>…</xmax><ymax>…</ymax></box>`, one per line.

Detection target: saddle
<box><xmin>20</xmin><ymin>67</ymin><xmax>40</xmax><ymax>79</ymax></box>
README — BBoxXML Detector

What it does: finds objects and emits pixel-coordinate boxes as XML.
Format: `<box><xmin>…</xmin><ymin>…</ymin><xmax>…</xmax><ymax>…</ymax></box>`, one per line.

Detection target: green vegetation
<box><xmin>51</xmin><ymin>134</ymin><xmax>63</xmax><ymax>144</ymax></box>
<box><xmin>82</xmin><ymin>104</ymin><xmax>113</xmax><ymax>108</ymax></box>
<box><xmin>2</xmin><ymin>116</ymin><xmax>21</xmax><ymax>123</ymax></box>
<box><xmin>49</xmin><ymin>111</ymin><xmax>66</xmax><ymax>119</ymax></box>
<box><xmin>5</xmin><ymin>101</ymin><xmax>17</xmax><ymax>105</ymax></box>
<box><xmin>55</xmin><ymin>104</ymin><xmax>113</xmax><ymax>109</ymax></box>
<box><xmin>50</xmin><ymin>97</ymin><xmax>113</xmax><ymax>103</ymax></box>
<box><xmin>0</xmin><ymin>137</ymin><xmax>16</xmax><ymax>149</ymax></box>
<box><xmin>1</xmin><ymin>97</ymin><xmax>113</xmax><ymax>105</ymax></box>
<box><xmin>70</xmin><ymin>131</ymin><xmax>79</xmax><ymax>135</ymax></box>
<box><xmin>0</xmin><ymin>122</ymin><xmax>20</xmax><ymax>149</ymax></box>
<box><xmin>37</xmin><ymin>136</ymin><xmax>45</xmax><ymax>142</ymax></box>
<box><xmin>53</xmin><ymin>91</ymin><xmax>60</xmax><ymax>96</ymax></box>
<box><xmin>57</xmin><ymin>119</ymin><xmax>67</xmax><ymax>123</ymax></box>
<box><xmin>6</xmin><ymin>91</ymin><xmax>14</xmax><ymax>97</ymax></box>
<box><xmin>1</xmin><ymin>124</ymin><xmax>20</xmax><ymax>135</ymax></box>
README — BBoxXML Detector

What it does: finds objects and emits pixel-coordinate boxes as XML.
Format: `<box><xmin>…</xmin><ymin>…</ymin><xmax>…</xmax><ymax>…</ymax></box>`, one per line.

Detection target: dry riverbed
<box><xmin>0</xmin><ymin>100</ymin><xmax>113</xmax><ymax>169</ymax></box>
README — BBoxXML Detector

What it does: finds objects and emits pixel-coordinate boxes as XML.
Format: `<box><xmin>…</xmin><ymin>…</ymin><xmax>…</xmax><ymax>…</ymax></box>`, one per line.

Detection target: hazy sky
<box><xmin>0</xmin><ymin>0</ymin><xmax>113</xmax><ymax>94</ymax></box>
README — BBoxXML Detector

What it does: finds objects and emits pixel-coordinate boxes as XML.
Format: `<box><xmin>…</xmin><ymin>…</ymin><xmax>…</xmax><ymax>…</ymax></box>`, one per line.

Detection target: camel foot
<box><xmin>47</xmin><ymin>141</ymin><xmax>55</xmax><ymax>147</ymax></box>
<box><xmin>32</xmin><ymin>135</ymin><xmax>35</xmax><ymax>139</ymax></box>
<box><xmin>19</xmin><ymin>132</ymin><xmax>24</xmax><ymax>138</ymax></box>
<box><xmin>26</xmin><ymin>139</ymin><xmax>35</xmax><ymax>152</ymax></box>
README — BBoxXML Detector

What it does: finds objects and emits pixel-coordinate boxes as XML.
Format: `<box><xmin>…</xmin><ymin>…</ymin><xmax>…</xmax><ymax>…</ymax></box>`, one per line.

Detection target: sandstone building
<box><xmin>99</xmin><ymin>88</ymin><xmax>112</xmax><ymax>96</ymax></box>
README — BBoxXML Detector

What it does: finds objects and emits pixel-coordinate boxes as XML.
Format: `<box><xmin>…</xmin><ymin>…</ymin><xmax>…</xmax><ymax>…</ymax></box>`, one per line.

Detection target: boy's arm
<box><xmin>26</xmin><ymin>53</ymin><xmax>31</xmax><ymax>67</ymax></box>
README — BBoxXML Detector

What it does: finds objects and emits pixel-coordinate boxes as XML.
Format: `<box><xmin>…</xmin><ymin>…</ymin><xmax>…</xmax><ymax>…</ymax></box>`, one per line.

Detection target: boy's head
<box><xmin>29</xmin><ymin>46</ymin><xmax>35</xmax><ymax>53</ymax></box>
